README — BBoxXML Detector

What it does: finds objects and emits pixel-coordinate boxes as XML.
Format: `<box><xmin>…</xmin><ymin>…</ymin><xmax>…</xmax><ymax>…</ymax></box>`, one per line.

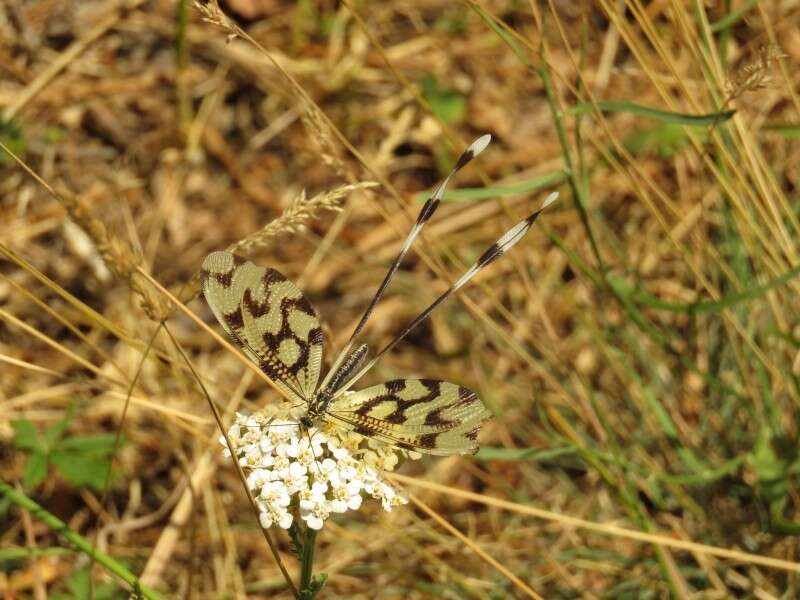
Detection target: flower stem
<box><xmin>300</xmin><ymin>526</ymin><xmax>318</xmax><ymax>592</ymax></box>
<box><xmin>0</xmin><ymin>480</ymin><xmax>164</xmax><ymax>600</ymax></box>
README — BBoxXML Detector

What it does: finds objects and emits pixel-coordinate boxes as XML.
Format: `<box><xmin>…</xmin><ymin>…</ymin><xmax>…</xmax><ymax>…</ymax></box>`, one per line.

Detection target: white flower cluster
<box><xmin>221</xmin><ymin>405</ymin><xmax>417</xmax><ymax>530</ymax></box>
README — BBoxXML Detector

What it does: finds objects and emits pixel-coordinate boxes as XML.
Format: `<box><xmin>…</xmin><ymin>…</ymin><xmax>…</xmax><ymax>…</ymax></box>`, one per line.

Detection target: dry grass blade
<box><xmin>230</xmin><ymin>182</ymin><xmax>377</xmax><ymax>255</ymax></box>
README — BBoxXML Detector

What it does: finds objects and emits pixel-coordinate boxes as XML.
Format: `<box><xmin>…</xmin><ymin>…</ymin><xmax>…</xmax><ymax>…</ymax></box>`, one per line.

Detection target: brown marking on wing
<box><xmin>213</xmin><ymin>254</ymin><xmax>247</xmax><ymax>288</ymax></box>
<box><xmin>385</xmin><ymin>411</ymin><xmax>407</xmax><ymax>425</ymax></box>
<box><xmin>418</xmin><ymin>433</ymin><xmax>439</xmax><ymax>449</ymax></box>
<box><xmin>224</xmin><ymin>308</ymin><xmax>244</xmax><ymax>331</ymax></box>
<box><xmin>243</xmin><ymin>288</ymin><xmax>320</xmax><ymax>376</ymax></box>
<box><xmin>242</xmin><ymin>294</ymin><xmax>314</xmax><ymax>373</ymax></box>
<box><xmin>353</xmin><ymin>425</ymin><xmax>374</xmax><ymax>437</ymax></box>
<box><xmin>386</xmin><ymin>380</ymin><xmax>406</xmax><ymax>394</ymax></box>
<box><xmin>458</xmin><ymin>386</ymin><xmax>477</xmax><ymax>405</ymax></box>
<box><xmin>424</xmin><ymin>406</ymin><xmax>455</xmax><ymax>428</ymax></box>
<box><xmin>354</xmin><ymin>379</ymin><xmax>438</xmax><ymax>421</ymax></box>
<box><xmin>242</xmin><ymin>288</ymin><xmax>267</xmax><ymax>318</ymax></box>
<box><xmin>216</xmin><ymin>270</ymin><xmax>233</xmax><ymax>288</ymax></box>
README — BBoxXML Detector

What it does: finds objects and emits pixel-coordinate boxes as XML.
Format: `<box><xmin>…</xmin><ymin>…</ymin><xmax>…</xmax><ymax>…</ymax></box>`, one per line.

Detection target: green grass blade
<box><xmin>415</xmin><ymin>170</ymin><xmax>567</xmax><ymax>203</ymax></box>
<box><xmin>475</xmin><ymin>446</ymin><xmax>577</xmax><ymax>461</ymax></box>
<box><xmin>0</xmin><ymin>480</ymin><xmax>165</xmax><ymax>600</ymax></box>
<box><xmin>763</xmin><ymin>123</ymin><xmax>800</xmax><ymax>139</ymax></box>
<box><xmin>709</xmin><ymin>0</ymin><xmax>758</xmax><ymax>33</ymax></box>
<box><xmin>616</xmin><ymin>264</ymin><xmax>800</xmax><ymax>314</ymax></box>
<box><xmin>0</xmin><ymin>546</ymin><xmax>74</xmax><ymax>560</ymax></box>
<box><xmin>569</xmin><ymin>100</ymin><xmax>735</xmax><ymax>126</ymax></box>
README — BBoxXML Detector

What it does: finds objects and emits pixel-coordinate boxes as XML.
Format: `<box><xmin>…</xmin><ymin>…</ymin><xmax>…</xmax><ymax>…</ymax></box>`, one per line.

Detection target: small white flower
<box><xmin>299</xmin><ymin>482</ymin><xmax>332</xmax><ymax>530</ymax></box>
<box><xmin>288</xmin><ymin>435</ymin><xmax>325</xmax><ymax>467</ymax></box>
<box><xmin>276</xmin><ymin>510</ymin><xmax>293</xmax><ymax>529</ymax></box>
<box><xmin>326</xmin><ymin>436</ymin><xmax>353</xmax><ymax>460</ymax></box>
<box><xmin>259</xmin><ymin>480</ymin><xmax>290</xmax><ymax>509</ymax></box>
<box><xmin>282</xmin><ymin>461</ymin><xmax>309</xmax><ymax>494</ymax></box>
<box><xmin>300</xmin><ymin>504</ymin><xmax>329</xmax><ymax>530</ymax></box>
<box><xmin>379</xmin><ymin>452</ymin><xmax>399</xmax><ymax>471</ymax></box>
<box><xmin>259</xmin><ymin>453</ymin><xmax>275</xmax><ymax>469</ymax></box>
<box><xmin>370</xmin><ymin>481</ymin><xmax>407</xmax><ymax>512</ymax></box>
<box><xmin>330</xmin><ymin>479</ymin><xmax>363</xmax><ymax>513</ymax></box>
<box><xmin>258</xmin><ymin>436</ymin><xmax>274</xmax><ymax>454</ymax></box>
<box><xmin>271</xmin><ymin>453</ymin><xmax>291</xmax><ymax>477</ymax></box>
<box><xmin>259</xmin><ymin>506</ymin><xmax>293</xmax><ymax>530</ymax></box>
<box><xmin>247</xmin><ymin>468</ymin><xmax>272</xmax><ymax>489</ymax></box>
<box><xmin>361</xmin><ymin>449</ymin><xmax>380</xmax><ymax>467</ymax></box>
<box><xmin>334</xmin><ymin>456</ymin><xmax>359</xmax><ymax>482</ymax></box>
<box><xmin>352</xmin><ymin>460</ymin><xmax>380</xmax><ymax>486</ymax></box>
<box><xmin>299</xmin><ymin>480</ymin><xmax>328</xmax><ymax>505</ymax></box>
<box><xmin>314</xmin><ymin>457</ymin><xmax>338</xmax><ymax>483</ymax></box>
<box><xmin>269</xmin><ymin>420</ymin><xmax>297</xmax><ymax>445</ymax></box>
<box><xmin>221</xmin><ymin>440</ymin><xmax>232</xmax><ymax>458</ymax></box>
<box><xmin>274</xmin><ymin>440</ymin><xmax>294</xmax><ymax>458</ymax></box>
<box><xmin>241</xmin><ymin>446</ymin><xmax>262</xmax><ymax>469</ymax></box>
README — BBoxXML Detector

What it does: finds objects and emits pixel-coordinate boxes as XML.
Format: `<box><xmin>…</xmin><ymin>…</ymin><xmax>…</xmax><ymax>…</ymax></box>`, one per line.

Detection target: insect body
<box><xmin>201</xmin><ymin>135</ymin><xmax>556</xmax><ymax>455</ymax></box>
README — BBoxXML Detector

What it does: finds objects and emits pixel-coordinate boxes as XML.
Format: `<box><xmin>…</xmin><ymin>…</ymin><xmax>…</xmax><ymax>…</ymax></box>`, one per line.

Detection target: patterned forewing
<box><xmin>201</xmin><ymin>251</ymin><xmax>323</xmax><ymax>402</ymax></box>
<box><xmin>238</xmin><ymin>259</ymin><xmax>324</xmax><ymax>400</ymax></box>
<box><xmin>327</xmin><ymin>379</ymin><xmax>491</xmax><ymax>455</ymax></box>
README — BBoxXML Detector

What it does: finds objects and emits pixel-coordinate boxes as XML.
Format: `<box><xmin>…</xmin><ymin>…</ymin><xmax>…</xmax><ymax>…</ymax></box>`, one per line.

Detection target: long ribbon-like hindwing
<box><xmin>320</xmin><ymin>135</ymin><xmax>492</xmax><ymax>393</ymax></box>
<box><xmin>337</xmin><ymin>191</ymin><xmax>558</xmax><ymax>394</ymax></box>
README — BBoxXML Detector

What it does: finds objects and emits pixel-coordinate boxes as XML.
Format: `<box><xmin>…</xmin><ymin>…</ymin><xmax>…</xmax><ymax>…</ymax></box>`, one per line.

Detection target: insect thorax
<box><xmin>305</xmin><ymin>391</ymin><xmax>328</xmax><ymax>420</ymax></box>
<box><xmin>303</xmin><ymin>389</ymin><xmax>334</xmax><ymax>429</ymax></box>
<box><xmin>304</xmin><ymin>345</ymin><xmax>369</xmax><ymax>430</ymax></box>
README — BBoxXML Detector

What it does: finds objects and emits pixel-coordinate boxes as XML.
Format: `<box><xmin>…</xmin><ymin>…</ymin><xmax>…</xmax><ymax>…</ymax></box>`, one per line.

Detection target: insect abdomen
<box><xmin>324</xmin><ymin>343</ymin><xmax>369</xmax><ymax>395</ymax></box>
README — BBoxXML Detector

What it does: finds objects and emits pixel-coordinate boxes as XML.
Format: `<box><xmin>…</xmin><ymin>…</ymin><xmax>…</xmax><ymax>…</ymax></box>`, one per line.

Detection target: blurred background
<box><xmin>2</xmin><ymin>0</ymin><xmax>800</xmax><ymax>597</ymax></box>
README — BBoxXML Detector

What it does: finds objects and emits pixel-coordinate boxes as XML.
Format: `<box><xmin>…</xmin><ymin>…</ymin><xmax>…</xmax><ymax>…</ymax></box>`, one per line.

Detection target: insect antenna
<box><xmin>338</xmin><ymin>191</ymin><xmax>559</xmax><ymax>393</ymax></box>
<box><xmin>320</xmin><ymin>134</ymin><xmax>492</xmax><ymax>391</ymax></box>
<box><xmin>240</xmin><ymin>420</ymin><xmax>300</xmax><ymax>432</ymax></box>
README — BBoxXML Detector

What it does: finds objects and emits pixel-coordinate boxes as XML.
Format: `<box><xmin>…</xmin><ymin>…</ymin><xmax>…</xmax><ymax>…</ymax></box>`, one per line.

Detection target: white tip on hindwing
<box><xmin>542</xmin><ymin>191</ymin><xmax>559</xmax><ymax>209</ymax></box>
<box><xmin>469</xmin><ymin>134</ymin><xmax>492</xmax><ymax>157</ymax></box>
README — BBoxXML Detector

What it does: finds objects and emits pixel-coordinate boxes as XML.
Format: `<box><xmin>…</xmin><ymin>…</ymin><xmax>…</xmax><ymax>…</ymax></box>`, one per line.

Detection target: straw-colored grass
<box><xmin>2</xmin><ymin>1</ymin><xmax>799</xmax><ymax>597</ymax></box>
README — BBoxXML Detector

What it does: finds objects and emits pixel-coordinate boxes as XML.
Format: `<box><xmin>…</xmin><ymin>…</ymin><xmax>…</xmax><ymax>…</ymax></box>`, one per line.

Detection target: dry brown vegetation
<box><xmin>2</xmin><ymin>1</ymin><xmax>800</xmax><ymax>598</ymax></box>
